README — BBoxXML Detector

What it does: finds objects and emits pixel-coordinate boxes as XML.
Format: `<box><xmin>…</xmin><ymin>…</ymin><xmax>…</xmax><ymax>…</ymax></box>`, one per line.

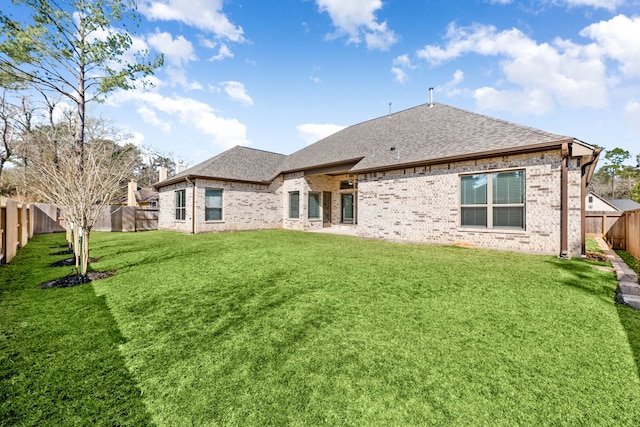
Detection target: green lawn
<box><xmin>3</xmin><ymin>230</ymin><xmax>640</xmax><ymax>426</ymax></box>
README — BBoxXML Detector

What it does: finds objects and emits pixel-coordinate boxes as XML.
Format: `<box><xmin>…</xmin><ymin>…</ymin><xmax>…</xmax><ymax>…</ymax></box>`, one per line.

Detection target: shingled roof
<box><xmin>279</xmin><ymin>103</ymin><xmax>574</xmax><ymax>174</ymax></box>
<box><xmin>155</xmin><ymin>146</ymin><xmax>286</xmax><ymax>187</ymax></box>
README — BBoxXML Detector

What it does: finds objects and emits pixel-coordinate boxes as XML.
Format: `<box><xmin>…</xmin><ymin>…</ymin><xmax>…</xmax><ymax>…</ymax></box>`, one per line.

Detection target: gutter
<box><xmin>186</xmin><ymin>177</ymin><xmax>196</xmax><ymax>234</ymax></box>
<box><xmin>560</xmin><ymin>142</ymin><xmax>569</xmax><ymax>258</ymax></box>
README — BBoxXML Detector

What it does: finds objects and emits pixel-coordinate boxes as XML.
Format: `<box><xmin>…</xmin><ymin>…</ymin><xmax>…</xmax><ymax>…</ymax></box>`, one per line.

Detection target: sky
<box><xmin>7</xmin><ymin>0</ymin><xmax>640</xmax><ymax>167</ymax></box>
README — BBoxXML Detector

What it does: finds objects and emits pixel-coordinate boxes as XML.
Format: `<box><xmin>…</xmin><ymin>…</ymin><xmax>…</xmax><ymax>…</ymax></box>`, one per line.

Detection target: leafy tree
<box><xmin>603</xmin><ymin>147</ymin><xmax>631</xmax><ymax>198</ymax></box>
<box><xmin>0</xmin><ymin>0</ymin><xmax>162</xmax><ymax>168</ymax></box>
<box><xmin>1</xmin><ymin>0</ymin><xmax>162</xmax><ymax>278</ymax></box>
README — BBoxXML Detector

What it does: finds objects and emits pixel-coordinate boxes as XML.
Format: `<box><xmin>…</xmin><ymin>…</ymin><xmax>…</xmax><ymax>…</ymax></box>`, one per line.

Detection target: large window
<box><xmin>205</xmin><ymin>188</ymin><xmax>223</xmax><ymax>221</ymax></box>
<box><xmin>289</xmin><ymin>191</ymin><xmax>299</xmax><ymax>219</ymax></box>
<box><xmin>460</xmin><ymin>170</ymin><xmax>525</xmax><ymax>229</ymax></box>
<box><xmin>308</xmin><ymin>192</ymin><xmax>321</xmax><ymax>219</ymax></box>
<box><xmin>175</xmin><ymin>189</ymin><xmax>186</xmax><ymax>220</ymax></box>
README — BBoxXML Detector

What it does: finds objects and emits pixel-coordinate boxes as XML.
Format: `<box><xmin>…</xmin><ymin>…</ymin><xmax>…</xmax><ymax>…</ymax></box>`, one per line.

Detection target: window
<box><xmin>460</xmin><ymin>170</ymin><xmax>525</xmax><ymax>229</ymax></box>
<box><xmin>205</xmin><ymin>188</ymin><xmax>223</xmax><ymax>221</ymax></box>
<box><xmin>175</xmin><ymin>189</ymin><xmax>186</xmax><ymax>220</ymax></box>
<box><xmin>289</xmin><ymin>191</ymin><xmax>299</xmax><ymax>219</ymax></box>
<box><xmin>340</xmin><ymin>180</ymin><xmax>356</xmax><ymax>190</ymax></box>
<box><xmin>308</xmin><ymin>192</ymin><xmax>321</xmax><ymax>219</ymax></box>
<box><xmin>588</xmin><ymin>196</ymin><xmax>593</xmax><ymax>203</ymax></box>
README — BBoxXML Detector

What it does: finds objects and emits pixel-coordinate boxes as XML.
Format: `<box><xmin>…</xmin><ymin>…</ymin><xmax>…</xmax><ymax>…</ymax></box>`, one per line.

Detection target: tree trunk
<box><xmin>81</xmin><ymin>228</ymin><xmax>90</xmax><ymax>278</ymax></box>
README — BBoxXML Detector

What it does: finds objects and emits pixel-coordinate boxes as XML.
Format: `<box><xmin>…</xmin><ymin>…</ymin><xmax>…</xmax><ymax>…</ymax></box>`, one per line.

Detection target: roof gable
<box><xmin>280</xmin><ymin>103</ymin><xmax>573</xmax><ymax>173</ymax></box>
<box><xmin>156</xmin><ymin>146</ymin><xmax>286</xmax><ymax>187</ymax></box>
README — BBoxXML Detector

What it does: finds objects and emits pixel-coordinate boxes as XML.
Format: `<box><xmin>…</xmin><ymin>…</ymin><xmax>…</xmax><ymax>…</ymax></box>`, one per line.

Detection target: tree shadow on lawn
<box><xmin>544</xmin><ymin>258</ymin><xmax>617</xmax><ymax>304</ymax></box>
<box><xmin>617</xmin><ymin>304</ymin><xmax>640</xmax><ymax>381</ymax></box>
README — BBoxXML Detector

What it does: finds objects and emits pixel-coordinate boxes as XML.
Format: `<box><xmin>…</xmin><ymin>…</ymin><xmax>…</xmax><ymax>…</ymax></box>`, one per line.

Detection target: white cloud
<box><xmin>209</xmin><ymin>44</ymin><xmax>234</xmax><ymax>62</ymax></box>
<box><xmin>391</xmin><ymin>67</ymin><xmax>408</xmax><ymax>84</ymax></box>
<box><xmin>139</xmin><ymin>0</ymin><xmax>244</xmax><ymax>42</ymax></box>
<box><xmin>474</xmin><ymin>87</ymin><xmax>555</xmax><ymax>114</ymax></box>
<box><xmin>416</xmin><ymin>22</ymin><xmax>611</xmax><ymax>113</ymax></box>
<box><xmin>109</xmin><ymin>90</ymin><xmax>250</xmax><ymax>150</ymax></box>
<box><xmin>51</xmin><ymin>101</ymin><xmax>74</xmax><ymax>123</ymax></box>
<box><xmin>221</xmin><ymin>81</ymin><xmax>253</xmax><ymax>106</ymax></box>
<box><xmin>122</xmin><ymin>131</ymin><xmax>146</xmax><ymax>147</ymax></box>
<box><xmin>316</xmin><ymin>0</ymin><xmax>398</xmax><ymax>51</ymax></box>
<box><xmin>147</xmin><ymin>31</ymin><xmax>196</xmax><ymax>66</ymax></box>
<box><xmin>297</xmin><ymin>123</ymin><xmax>346</xmax><ymax>145</ymax></box>
<box><xmin>625</xmin><ymin>101</ymin><xmax>640</xmax><ymax>131</ymax></box>
<box><xmin>138</xmin><ymin>106</ymin><xmax>171</xmax><ymax>133</ymax></box>
<box><xmin>439</xmin><ymin>69</ymin><xmax>465</xmax><ymax>97</ymax></box>
<box><xmin>580</xmin><ymin>14</ymin><xmax>640</xmax><ymax>77</ymax></box>
<box><xmin>391</xmin><ymin>54</ymin><xmax>415</xmax><ymax>83</ymax></box>
<box><xmin>393</xmin><ymin>54</ymin><xmax>413</xmax><ymax>68</ymax></box>
<box><xmin>562</xmin><ymin>0</ymin><xmax>624</xmax><ymax>11</ymax></box>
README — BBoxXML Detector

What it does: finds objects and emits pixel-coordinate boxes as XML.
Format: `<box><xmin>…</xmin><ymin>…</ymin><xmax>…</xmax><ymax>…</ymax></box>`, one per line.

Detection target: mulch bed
<box><xmin>39</xmin><ymin>270</ymin><xmax>117</xmax><ymax>289</ymax></box>
<box><xmin>586</xmin><ymin>251</ymin><xmax>609</xmax><ymax>263</ymax></box>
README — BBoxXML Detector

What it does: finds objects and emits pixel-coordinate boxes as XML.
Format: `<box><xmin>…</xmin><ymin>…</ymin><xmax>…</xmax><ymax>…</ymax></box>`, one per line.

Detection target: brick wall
<box><xmin>282</xmin><ymin>173</ymin><xmax>357</xmax><ymax>231</ymax></box>
<box><xmin>356</xmin><ymin>149</ymin><xmax>583</xmax><ymax>256</ymax></box>
<box><xmin>157</xmin><ymin>177</ymin><xmax>283</xmax><ymax>233</ymax></box>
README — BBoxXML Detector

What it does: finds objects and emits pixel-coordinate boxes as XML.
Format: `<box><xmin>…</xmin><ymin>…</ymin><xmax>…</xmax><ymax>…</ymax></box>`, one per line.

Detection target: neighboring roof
<box><xmin>155</xmin><ymin>146</ymin><xmax>286</xmax><ymax>188</ymax></box>
<box><xmin>280</xmin><ymin>103</ymin><xmax>577</xmax><ymax>174</ymax></box>
<box><xmin>137</xmin><ymin>187</ymin><xmax>159</xmax><ymax>204</ymax></box>
<box><xmin>608</xmin><ymin>199</ymin><xmax>640</xmax><ymax>212</ymax></box>
<box><xmin>115</xmin><ymin>186</ymin><xmax>158</xmax><ymax>205</ymax></box>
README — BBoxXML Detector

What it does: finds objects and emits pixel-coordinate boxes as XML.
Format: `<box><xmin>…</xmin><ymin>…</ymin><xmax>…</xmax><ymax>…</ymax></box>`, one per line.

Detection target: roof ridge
<box><xmin>230</xmin><ymin>145</ymin><xmax>286</xmax><ymax>157</ymax></box>
<box><xmin>439</xmin><ymin>103</ymin><xmax>569</xmax><ymax>140</ymax></box>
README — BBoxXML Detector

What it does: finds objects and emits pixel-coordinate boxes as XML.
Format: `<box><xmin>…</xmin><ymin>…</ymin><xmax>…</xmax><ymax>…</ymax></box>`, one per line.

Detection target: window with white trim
<box><xmin>308</xmin><ymin>192</ymin><xmax>321</xmax><ymax>219</ymax></box>
<box><xmin>205</xmin><ymin>188</ymin><xmax>223</xmax><ymax>221</ymax></box>
<box><xmin>460</xmin><ymin>170</ymin><xmax>525</xmax><ymax>229</ymax></box>
<box><xmin>175</xmin><ymin>189</ymin><xmax>186</xmax><ymax>220</ymax></box>
<box><xmin>289</xmin><ymin>191</ymin><xmax>299</xmax><ymax>219</ymax></box>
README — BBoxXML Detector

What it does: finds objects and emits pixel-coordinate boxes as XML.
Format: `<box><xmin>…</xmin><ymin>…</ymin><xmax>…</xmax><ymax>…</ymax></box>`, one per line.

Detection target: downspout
<box><xmin>560</xmin><ymin>143</ymin><xmax>569</xmax><ymax>258</ymax></box>
<box><xmin>580</xmin><ymin>148</ymin><xmax>602</xmax><ymax>256</ymax></box>
<box><xmin>186</xmin><ymin>177</ymin><xmax>196</xmax><ymax>234</ymax></box>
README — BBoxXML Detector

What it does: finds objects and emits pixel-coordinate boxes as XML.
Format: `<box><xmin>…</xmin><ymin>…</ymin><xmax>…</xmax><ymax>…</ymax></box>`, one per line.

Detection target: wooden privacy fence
<box><xmin>1</xmin><ymin>199</ymin><xmax>158</xmax><ymax>264</ymax></box>
<box><xmin>585</xmin><ymin>211</ymin><xmax>624</xmax><ymax>237</ymax></box>
<box><xmin>92</xmin><ymin>206</ymin><xmax>159</xmax><ymax>232</ymax></box>
<box><xmin>1</xmin><ymin>198</ymin><xmax>33</xmax><ymax>264</ymax></box>
<box><xmin>603</xmin><ymin>208</ymin><xmax>640</xmax><ymax>260</ymax></box>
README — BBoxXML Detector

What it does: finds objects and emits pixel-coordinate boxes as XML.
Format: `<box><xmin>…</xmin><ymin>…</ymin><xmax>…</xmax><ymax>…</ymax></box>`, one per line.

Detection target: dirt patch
<box><xmin>50</xmin><ymin>257</ymin><xmax>100</xmax><ymax>267</ymax></box>
<box><xmin>39</xmin><ymin>270</ymin><xmax>116</xmax><ymax>289</ymax></box>
<box><xmin>586</xmin><ymin>251</ymin><xmax>609</xmax><ymax>263</ymax></box>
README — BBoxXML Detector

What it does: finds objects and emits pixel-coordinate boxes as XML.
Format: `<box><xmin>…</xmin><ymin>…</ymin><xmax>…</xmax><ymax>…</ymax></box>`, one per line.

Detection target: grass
<box><xmin>0</xmin><ymin>235</ymin><xmax>151</xmax><ymax>426</ymax></box>
<box><xmin>586</xmin><ymin>235</ymin><xmax>604</xmax><ymax>253</ymax></box>
<box><xmin>3</xmin><ymin>230</ymin><xmax>640</xmax><ymax>425</ymax></box>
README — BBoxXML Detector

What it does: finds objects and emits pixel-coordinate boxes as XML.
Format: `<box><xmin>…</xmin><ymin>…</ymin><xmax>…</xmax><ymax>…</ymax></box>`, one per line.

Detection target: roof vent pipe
<box><xmin>429</xmin><ymin>87</ymin><xmax>434</xmax><ymax>107</ymax></box>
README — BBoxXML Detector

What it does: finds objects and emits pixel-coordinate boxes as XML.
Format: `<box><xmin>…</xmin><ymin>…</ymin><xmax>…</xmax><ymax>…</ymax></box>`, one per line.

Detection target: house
<box><xmin>608</xmin><ymin>198</ymin><xmax>640</xmax><ymax>212</ymax></box>
<box><xmin>585</xmin><ymin>192</ymin><xmax>620</xmax><ymax>214</ymax></box>
<box><xmin>154</xmin><ymin>101</ymin><xmax>601</xmax><ymax>258</ymax></box>
<box><xmin>115</xmin><ymin>181</ymin><xmax>159</xmax><ymax>208</ymax></box>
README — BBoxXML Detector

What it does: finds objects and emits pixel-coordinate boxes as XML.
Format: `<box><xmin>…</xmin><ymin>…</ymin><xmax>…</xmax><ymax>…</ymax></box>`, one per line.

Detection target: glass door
<box><xmin>341</xmin><ymin>193</ymin><xmax>354</xmax><ymax>224</ymax></box>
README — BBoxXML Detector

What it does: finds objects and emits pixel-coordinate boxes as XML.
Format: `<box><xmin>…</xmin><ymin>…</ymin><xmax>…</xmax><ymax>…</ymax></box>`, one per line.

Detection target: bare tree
<box><xmin>28</xmin><ymin>119</ymin><xmax>136</xmax><ymax>277</ymax></box>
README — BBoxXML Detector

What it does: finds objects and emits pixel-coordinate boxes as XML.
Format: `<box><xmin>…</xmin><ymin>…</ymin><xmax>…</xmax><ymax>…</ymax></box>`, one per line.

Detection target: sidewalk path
<box><xmin>596</xmin><ymin>237</ymin><xmax>640</xmax><ymax>310</ymax></box>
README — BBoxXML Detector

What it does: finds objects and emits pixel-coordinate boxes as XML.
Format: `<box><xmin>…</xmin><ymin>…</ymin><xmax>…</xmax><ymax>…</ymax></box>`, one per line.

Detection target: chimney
<box><xmin>127</xmin><ymin>180</ymin><xmax>138</xmax><ymax>207</ymax></box>
<box><xmin>429</xmin><ymin>87</ymin><xmax>434</xmax><ymax>107</ymax></box>
<box><xmin>176</xmin><ymin>161</ymin><xmax>185</xmax><ymax>174</ymax></box>
<box><xmin>159</xmin><ymin>166</ymin><xmax>168</xmax><ymax>182</ymax></box>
